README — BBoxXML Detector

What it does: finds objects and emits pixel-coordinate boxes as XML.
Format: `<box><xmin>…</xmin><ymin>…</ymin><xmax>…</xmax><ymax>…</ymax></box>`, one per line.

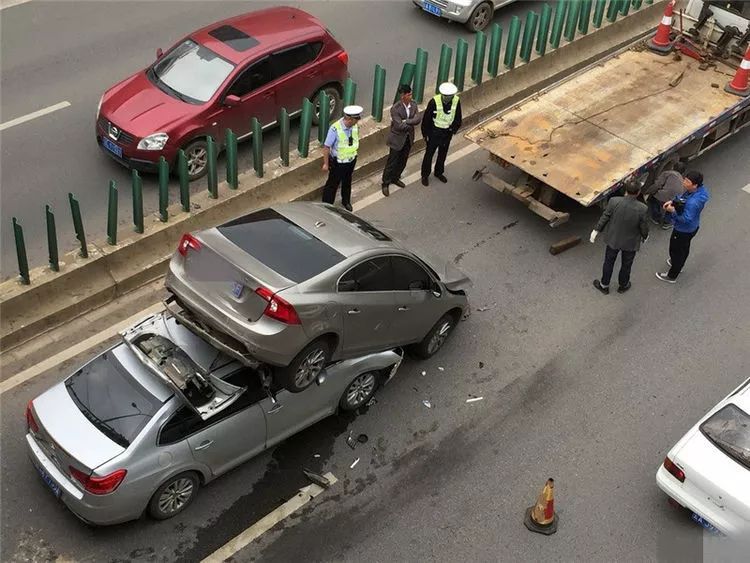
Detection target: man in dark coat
<box><xmin>381</xmin><ymin>84</ymin><xmax>421</xmax><ymax>196</ymax></box>
<box><xmin>420</xmin><ymin>82</ymin><xmax>462</xmax><ymax>186</ymax></box>
<box><xmin>590</xmin><ymin>183</ymin><xmax>650</xmax><ymax>294</ymax></box>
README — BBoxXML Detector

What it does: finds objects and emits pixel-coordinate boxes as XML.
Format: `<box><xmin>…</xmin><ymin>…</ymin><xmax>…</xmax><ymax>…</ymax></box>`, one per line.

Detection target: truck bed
<box><xmin>465</xmin><ymin>47</ymin><xmax>742</xmax><ymax>206</ymax></box>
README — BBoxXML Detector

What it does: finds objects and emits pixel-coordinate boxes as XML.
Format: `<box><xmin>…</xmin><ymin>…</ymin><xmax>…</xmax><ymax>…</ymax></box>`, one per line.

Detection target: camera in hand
<box><xmin>672</xmin><ymin>197</ymin><xmax>686</xmax><ymax>213</ymax></box>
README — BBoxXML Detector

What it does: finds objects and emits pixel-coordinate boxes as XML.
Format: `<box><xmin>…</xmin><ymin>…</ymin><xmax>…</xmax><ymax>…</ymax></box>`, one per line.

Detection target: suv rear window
<box><xmin>219</xmin><ymin>209</ymin><xmax>345</xmax><ymax>282</ymax></box>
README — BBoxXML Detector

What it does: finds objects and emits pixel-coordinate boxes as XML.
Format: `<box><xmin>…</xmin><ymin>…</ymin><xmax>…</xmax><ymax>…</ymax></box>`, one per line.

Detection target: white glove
<box><xmin>589</xmin><ymin>230</ymin><xmax>599</xmax><ymax>244</ymax></box>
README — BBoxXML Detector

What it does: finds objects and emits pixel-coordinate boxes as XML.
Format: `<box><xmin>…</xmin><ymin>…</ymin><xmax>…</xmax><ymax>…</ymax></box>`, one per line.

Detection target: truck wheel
<box><xmin>465</xmin><ymin>2</ymin><xmax>493</xmax><ymax>32</ymax></box>
<box><xmin>276</xmin><ymin>339</ymin><xmax>332</xmax><ymax>393</ymax></box>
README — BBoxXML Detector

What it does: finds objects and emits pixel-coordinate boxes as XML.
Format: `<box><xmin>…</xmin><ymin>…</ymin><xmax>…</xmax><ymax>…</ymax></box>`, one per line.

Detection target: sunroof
<box><xmin>208</xmin><ymin>25</ymin><xmax>259</xmax><ymax>52</ymax></box>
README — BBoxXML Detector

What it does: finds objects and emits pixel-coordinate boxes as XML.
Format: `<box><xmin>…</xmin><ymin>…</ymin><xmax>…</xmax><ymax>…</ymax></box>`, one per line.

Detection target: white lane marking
<box><xmin>0</xmin><ymin>101</ymin><xmax>71</xmax><ymax>132</ymax></box>
<box><xmin>0</xmin><ymin>0</ymin><xmax>33</xmax><ymax>10</ymax></box>
<box><xmin>742</xmin><ymin>184</ymin><xmax>750</xmax><ymax>195</ymax></box>
<box><xmin>354</xmin><ymin>141</ymin><xmax>483</xmax><ymax>212</ymax></box>
<box><xmin>201</xmin><ymin>473</ymin><xmax>338</xmax><ymax>563</ymax></box>
<box><xmin>0</xmin><ymin>302</ymin><xmax>163</xmax><ymax>395</ymax></box>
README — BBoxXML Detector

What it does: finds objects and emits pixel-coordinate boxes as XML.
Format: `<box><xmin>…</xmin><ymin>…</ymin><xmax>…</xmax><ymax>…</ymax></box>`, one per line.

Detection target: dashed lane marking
<box><xmin>0</xmin><ymin>101</ymin><xmax>71</xmax><ymax>132</ymax></box>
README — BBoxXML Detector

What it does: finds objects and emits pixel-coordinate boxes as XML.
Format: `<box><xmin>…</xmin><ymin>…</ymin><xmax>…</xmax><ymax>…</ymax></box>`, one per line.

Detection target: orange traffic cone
<box><xmin>648</xmin><ymin>0</ymin><xmax>676</xmax><ymax>55</ymax></box>
<box><xmin>524</xmin><ymin>478</ymin><xmax>558</xmax><ymax>535</ymax></box>
<box><xmin>725</xmin><ymin>45</ymin><xmax>750</xmax><ymax>97</ymax></box>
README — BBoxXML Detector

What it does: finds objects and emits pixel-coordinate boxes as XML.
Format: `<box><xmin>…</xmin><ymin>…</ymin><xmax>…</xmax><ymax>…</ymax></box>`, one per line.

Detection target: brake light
<box><xmin>26</xmin><ymin>400</ymin><xmax>39</xmax><ymax>433</ymax></box>
<box><xmin>663</xmin><ymin>456</ymin><xmax>685</xmax><ymax>483</ymax></box>
<box><xmin>177</xmin><ymin>233</ymin><xmax>201</xmax><ymax>257</ymax></box>
<box><xmin>337</xmin><ymin>51</ymin><xmax>349</xmax><ymax>65</ymax></box>
<box><xmin>69</xmin><ymin>467</ymin><xmax>127</xmax><ymax>495</ymax></box>
<box><xmin>255</xmin><ymin>287</ymin><xmax>301</xmax><ymax>325</ymax></box>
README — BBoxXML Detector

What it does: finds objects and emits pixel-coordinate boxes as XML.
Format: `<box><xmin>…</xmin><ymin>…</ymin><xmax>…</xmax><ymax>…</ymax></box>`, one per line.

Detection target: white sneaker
<box><xmin>656</xmin><ymin>272</ymin><xmax>677</xmax><ymax>284</ymax></box>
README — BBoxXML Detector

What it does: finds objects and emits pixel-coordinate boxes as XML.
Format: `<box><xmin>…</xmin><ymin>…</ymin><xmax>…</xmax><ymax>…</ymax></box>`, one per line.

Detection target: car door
<box><xmin>390</xmin><ymin>256</ymin><xmax>442</xmax><ymax>344</ymax></box>
<box><xmin>270</xmin><ymin>42</ymin><xmax>323</xmax><ymax>115</ymax></box>
<box><xmin>337</xmin><ymin>256</ymin><xmax>397</xmax><ymax>355</ymax></box>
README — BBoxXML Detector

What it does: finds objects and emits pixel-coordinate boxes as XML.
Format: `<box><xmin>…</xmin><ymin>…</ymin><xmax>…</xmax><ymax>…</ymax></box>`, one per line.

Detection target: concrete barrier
<box><xmin>0</xmin><ymin>1</ymin><xmax>668</xmax><ymax>351</ymax></box>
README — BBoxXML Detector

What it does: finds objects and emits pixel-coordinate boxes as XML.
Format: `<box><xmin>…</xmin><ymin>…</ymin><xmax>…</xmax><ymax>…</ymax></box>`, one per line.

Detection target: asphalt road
<box><xmin>0</xmin><ymin>0</ymin><xmax>537</xmax><ymax>278</ymax></box>
<box><xmin>2</xmin><ymin>125</ymin><xmax>748</xmax><ymax>562</ymax></box>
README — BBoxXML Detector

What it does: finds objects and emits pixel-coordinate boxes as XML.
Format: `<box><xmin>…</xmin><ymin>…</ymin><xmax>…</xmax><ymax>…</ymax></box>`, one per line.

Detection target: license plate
<box><xmin>231</xmin><ymin>281</ymin><xmax>244</xmax><ymax>298</ymax></box>
<box><xmin>423</xmin><ymin>2</ymin><xmax>442</xmax><ymax>16</ymax></box>
<box><xmin>102</xmin><ymin>137</ymin><xmax>123</xmax><ymax>158</ymax></box>
<box><xmin>35</xmin><ymin>463</ymin><xmax>62</xmax><ymax>498</ymax></box>
<box><xmin>691</xmin><ymin>512</ymin><xmax>722</xmax><ymax>535</ymax></box>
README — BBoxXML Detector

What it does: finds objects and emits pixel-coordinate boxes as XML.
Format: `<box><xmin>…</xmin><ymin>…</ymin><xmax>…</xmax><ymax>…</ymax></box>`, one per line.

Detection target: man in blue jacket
<box><xmin>656</xmin><ymin>170</ymin><xmax>709</xmax><ymax>283</ymax></box>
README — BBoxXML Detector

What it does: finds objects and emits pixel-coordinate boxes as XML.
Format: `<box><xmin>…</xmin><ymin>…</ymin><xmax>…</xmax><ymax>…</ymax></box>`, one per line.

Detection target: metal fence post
<box><xmin>578</xmin><ymin>0</ymin><xmax>592</xmax><ymax>34</ymax></box>
<box><xmin>394</xmin><ymin>62</ymin><xmax>416</xmax><ymax>102</ymax></box>
<box><xmin>471</xmin><ymin>31</ymin><xmax>487</xmax><ymax>84</ymax></box>
<box><xmin>252</xmin><ymin>117</ymin><xmax>263</xmax><ymax>178</ymax></box>
<box><xmin>12</xmin><ymin>217</ymin><xmax>30</xmax><ymax>284</ymax></box>
<box><xmin>520</xmin><ymin>11</ymin><xmax>540</xmax><ymax>63</ymax></box>
<box><xmin>45</xmin><ymin>205</ymin><xmax>59</xmax><ymax>272</ymax></box>
<box><xmin>158</xmin><ymin>156</ymin><xmax>169</xmax><ymax>222</ymax></box>
<box><xmin>107</xmin><ymin>180</ymin><xmax>118</xmax><ymax>245</ymax></box>
<box><xmin>454</xmin><ymin>38</ymin><xmax>469</xmax><ymax>91</ymax></box>
<box><xmin>372</xmin><ymin>65</ymin><xmax>386</xmax><ymax>122</ymax></box>
<box><xmin>537</xmin><ymin>4</ymin><xmax>552</xmax><ymax>56</ymax></box>
<box><xmin>504</xmin><ymin>16</ymin><xmax>521</xmax><ymax>69</ymax></box>
<box><xmin>207</xmin><ymin>136</ymin><xmax>218</xmax><ymax>199</ymax></box>
<box><xmin>413</xmin><ymin>48</ymin><xmax>428</xmax><ymax>103</ymax></box>
<box><xmin>280</xmin><ymin>108</ymin><xmax>290</xmax><ymax>166</ymax></box>
<box><xmin>564</xmin><ymin>0</ymin><xmax>581</xmax><ymax>42</ymax></box>
<box><xmin>632</xmin><ymin>0</ymin><xmax>643</xmax><ymax>9</ymax></box>
<box><xmin>437</xmin><ymin>44</ymin><xmax>453</xmax><ymax>90</ymax></box>
<box><xmin>318</xmin><ymin>90</ymin><xmax>330</xmax><ymax>144</ymax></box>
<box><xmin>592</xmin><ymin>0</ymin><xmax>607</xmax><ymax>28</ymax></box>
<box><xmin>487</xmin><ymin>24</ymin><xmax>503</xmax><ymax>77</ymax></box>
<box><xmin>342</xmin><ymin>78</ymin><xmax>356</xmax><ymax>106</ymax></box>
<box><xmin>68</xmin><ymin>193</ymin><xmax>88</xmax><ymax>258</ymax></box>
<box><xmin>606</xmin><ymin>0</ymin><xmax>619</xmax><ymax>22</ymax></box>
<box><xmin>619</xmin><ymin>0</ymin><xmax>630</xmax><ymax>16</ymax></box>
<box><xmin>298</xmin><ymin>98</ymin><xmax>313</xmax><ymax>157</ymax></box>
<box><xmin>225</xmin><ymin>129</ymin><xmax>238</xmax><ymax>189</ymax></box>
<box><xmin>132</xmin><ymin>169</ymin><xmax>144</xmax><ymax>233</ymax></box>
<box><xmin>645</xmin><ymin>0</ymin><xmax>653</xmax><ymax>4</ymax></box>
<box><xmin>177</xmin><ymin>150</ymin><xmax>189</xmax><ymax>212</ymax></box>
<box><xmin>550</xmin><ymin>0</ymin><xmax>568</xmax><ymax>49</ymax></box>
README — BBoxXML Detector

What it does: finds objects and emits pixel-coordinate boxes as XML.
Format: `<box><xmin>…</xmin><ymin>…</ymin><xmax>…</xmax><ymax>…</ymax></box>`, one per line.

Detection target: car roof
<box><xmin>191</xmin><ymin>7</ymin><xmax>326</xmax><ymax>65</ymax></box>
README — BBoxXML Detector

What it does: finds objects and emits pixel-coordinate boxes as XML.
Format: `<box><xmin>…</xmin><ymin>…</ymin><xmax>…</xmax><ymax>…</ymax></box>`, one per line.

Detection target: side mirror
<box><xmin>156</xmin><ymin>48</ymin><xmax>164</xmax><ymax>60</ymax></box>
<box><xmin>224</xmin><ymin>94</ymin><xmax>241</xmax><ymax>107</ymax></box>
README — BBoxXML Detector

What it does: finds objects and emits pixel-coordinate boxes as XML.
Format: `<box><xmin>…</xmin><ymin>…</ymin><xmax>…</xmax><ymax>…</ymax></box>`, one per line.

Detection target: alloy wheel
<box><xmin>294</xmin><ymin>348</ymin><xmax>327</xmax><ymax>388</ymax></box>
<box><xmin>157</xmin><ymin>477</ymin><xmax>194</xmax><ymax>515</ymax></box>
<box><xmin>314</xmin><ymin>93</ymin><xmax>335</xmax><ymax>119</ymax></box>
<box><xmin>187</xmin><ymin>147</ymin><xmax>208</xmax><ymax>177</ymax></box>
<box><xmin>472</xmin><ymin>5</ymin><xmax>491</xmax><ymax>30</ymax></box>
<box><xmin>427</xmin><ymin>320</ymin><xmax>453</xmax><ymax>355</ymax></box>
<box><xmin>345</xmin><ymin>372</ymin><xmax>376</xmax><ymax>408</ymax></box>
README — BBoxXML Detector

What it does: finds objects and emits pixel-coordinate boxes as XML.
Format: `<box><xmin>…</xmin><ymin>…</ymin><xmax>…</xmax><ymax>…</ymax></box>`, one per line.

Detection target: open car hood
<box><xmin>418</xmin><ymin>253</ymin><xmax>473</xmax><ymax>291</ymax></box>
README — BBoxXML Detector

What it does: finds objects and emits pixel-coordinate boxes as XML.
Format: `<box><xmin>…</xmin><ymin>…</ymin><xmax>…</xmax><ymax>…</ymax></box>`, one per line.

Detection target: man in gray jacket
<box><xmin>382</xmin><ymin>84</ymin><xmax>421</xmax><ymax>197</ymax></box>
<box><xmin>590</xmin><ymin>183</ymin><xmax>650</xmax><ymax>294</ymax></box>
<box><xmin>645</xmin><ymin>161</ymin><xmax>686</xmax><ymax>229</ymax></box>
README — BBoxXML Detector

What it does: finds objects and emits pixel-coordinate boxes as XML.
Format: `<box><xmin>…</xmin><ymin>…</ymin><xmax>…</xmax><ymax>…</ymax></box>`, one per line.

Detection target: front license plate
<box><xmin>231</xmin><ymin>281</ymin><xmax>244</xmax><ymax>298</ymax></box>
<box><xmin>423</xmin><ymin>2</ymin><xmax>442</xmax><ymax>16</ymax></box>
<box><xmin>35</xmin><ymin>463</ymin><xmax>62</xmax><ymax>498</ymax></box>
<box><xmin>691</xmin><ymin>512</ymin><xmax>722</xmax><ymax>535</ymax></box>
<box><xmin>102</xmin><ymin>137</ymin><xmax>123</xmax><ymax>158</ymax></box>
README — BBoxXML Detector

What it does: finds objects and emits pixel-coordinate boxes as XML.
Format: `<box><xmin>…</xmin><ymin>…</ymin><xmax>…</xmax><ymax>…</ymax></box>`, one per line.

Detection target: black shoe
<box><xmin>435</xmin><ymin>174</ymin><xmax>448</xmax><ymax>183</ymax></box>
<box><xmin>343</xmin><ymin>203</ymin><xmax>353</xmax><ymax>212</ymax></box>
<box><xmin>617</xmin><ymin>282</ymin><xmax>632</xmax><ymax>294</ymax></box>
<box><xmin>394</xmin><ymin>180</ymin><xmax>406</xmax><ymax>188</ymax></box>
<box><xmin>593</xmin><ymin>280</ymin><xmax>610</xmax><ymax>295</ymax></box>
<box><xmin>381</xmin><ymin>184</ymin><xmax>390</xmax><ymax>197</ymax></box>
<box><xmin>421</xmin><ymin>177</ymin><xmax>429</xmax><ymax>186</ymax></box>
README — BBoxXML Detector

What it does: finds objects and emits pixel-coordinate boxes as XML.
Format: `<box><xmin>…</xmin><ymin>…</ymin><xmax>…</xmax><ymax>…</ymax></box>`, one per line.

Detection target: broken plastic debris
<box><xmin>466</xmin><ymin>397</ymin><xmax>484</xmax><ymax>403</ymax></box>
<box><xmin>346</xmin><ymin>431</ymin><xmax>357</xmax><ymax>450</ymax></box>
<box><xmin>421</xmin><ymin>370</ymin><xmax>427</xmax><ymax>376</ymax></box>
<box><xmin>303</xmin><ymin>469</ymin><xmax>331</xmax><ymax>488</ymax></box>
<box><xmin>350</xmin><ymin>458</ymin><xmax>360</xmax><ymax>469</ymax></box>
<box><xmin>366</xmin><ymin>397</ymin><xmax>378</xmax><ymax>407</ymax></box>
<box><xmin>479</xmin><ymin>361</ymin><xmax>485</xmax><ymax>369</ymax></box>
<box><xmin>313</xmin><ymin>454</ymin><xmax>321</xmax><ymax>458</ymax></box>
<box><xmin>422</xmin><ymin>399</ymin><xmax>433</xmax><ymax>409</ymax></box>
<box><xmin>476</xmin><ymin>303</ymin><xmax>496</xmax><ymax>312</ymax></box>
<box><xmin>438</xmin><ymin>366</ymin><xmax>445</xmax><ymax>371</ymax></box>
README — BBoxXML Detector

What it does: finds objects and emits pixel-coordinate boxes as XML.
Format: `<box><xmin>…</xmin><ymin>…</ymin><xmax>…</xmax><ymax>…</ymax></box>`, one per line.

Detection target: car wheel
<box><xmin>147</xmin><ymin>472</ymin><xmax>199</xmax><ymax>520</ymax></box>
<box><xmin>312</xmin><ymin>86</ymin><xmax>342</xmax><ymax>125</ymax></box>
<box><xmin>339</xmin><ymin>371</ymin><xmax>379</xmax><ymax>411</ymax></box>
<box><xmin>411</xmin><ymin>313</ymin><xmax>456</xmax><ymax>359</ymax></box>
<box><xmin>465</xmin><ymin>2</ymin><xmax>493</xmax><ymax>32</ymax></box>
<box><xmin>277</xmin><ymin>339</ymin><xmax>332</xmax><ymax>393</ymax></box>
<box><xmin>183</xmin><ymin>139</ymin><xmax>209</xmax><ymax>181</ymax></box>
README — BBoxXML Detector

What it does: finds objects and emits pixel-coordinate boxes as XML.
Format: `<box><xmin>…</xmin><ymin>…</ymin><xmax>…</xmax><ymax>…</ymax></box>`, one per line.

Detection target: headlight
<box><xmin>137</xmin><ymin>133</ymin><xmax>169</xmax><ymax>151</ymax></box>
<box><xmin>96</xmin><ymin>94</ymin><xmax>103</xmax><ymax>121</ymax></box>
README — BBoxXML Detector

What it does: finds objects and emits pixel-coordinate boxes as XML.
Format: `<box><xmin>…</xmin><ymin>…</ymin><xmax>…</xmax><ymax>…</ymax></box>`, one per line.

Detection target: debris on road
<box><xmin>549</xmin><ymin>235</ymin><xmax>581</xmax><ymax>255</ymax></box>
<box><xmin>357</xmin><ymin>434</ymin><xmax>369</xmax><ymax>444</ymax></box>
<box><xmin>303</xmin><ymin>469</ymin><xmax>331</xmax><ymax>488</ymax></box>
<box><xmin>350</xmin><ymin>458</ymin><xmax>360</xmax><ymax>469</ymax></box>
<box><xmin>313</xmin><ymin>454</ymin><xmax>321</xmax><ymax>458</ymax></box>
<box><xmin>438</xmin><ymin>366</ymin><xmax>445</xmax><ymax>371</ymax></box>
<box><xmin>503</xmin><ymin>220</ymin><xmax>519</xmax><ymax>230</ymax></box>
<box><xmin>479</xmin><ymin>361</ymin><xmax>485</xmax><ymax>369</ymax></box>
<box><xmin>466</xmin><ymin>397</ymin><xmax>484</xmax><ymax>403</ymax></box>
<box><xmin>422</xmin><ymin>399</ymin><xmax>433</xmax><ymax>409</ymax></box>
<box><xmin>346</xmin><ymin>432</ymin><xmax>357</xmax><ymax>450</ymax></box>
<box><xmin>412</xmin><ymin>386</ymin><xmax>419</xmax><ymax>393</ymax></box>
<box><xmin>421</xmin><ymin>370</ymin><xmax>427</xmax><ymax>376</ymax></box>
<box><xmin>366</xmin><ymin>397</ymin><xmax>378</xmax><ymax>407</ymax></box>
<box><xmin>476</xmin><ymin>303</ymin><xmax>496</xmax><ymax>312</ymax></box>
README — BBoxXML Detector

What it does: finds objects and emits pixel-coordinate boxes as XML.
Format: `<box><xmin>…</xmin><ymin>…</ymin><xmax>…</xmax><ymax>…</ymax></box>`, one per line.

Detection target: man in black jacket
<box><xmin>420</xmin><ymin>82</ymin><xmax>462</xmax><ymax>186</ymax></box>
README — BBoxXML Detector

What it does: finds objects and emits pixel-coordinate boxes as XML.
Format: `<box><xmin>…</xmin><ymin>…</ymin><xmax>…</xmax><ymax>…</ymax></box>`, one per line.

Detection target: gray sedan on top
<box><xmin>25</xmin><ymin>310</ymin><xmax>402</xmax><ymax>525</ymax></box>
<box><xmin>166</xmin><ymin>202</ymin><xmax>470</xmax><ymax>394</ymax></box>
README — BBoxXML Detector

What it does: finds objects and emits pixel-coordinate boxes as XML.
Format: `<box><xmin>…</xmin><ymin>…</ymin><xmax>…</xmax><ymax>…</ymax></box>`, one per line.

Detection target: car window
<box><xmin>227</xmin><ymin>58</ymin><xmax>272</xmax><ymax>98</ymax></box>
<box><xmin>158</xmin><ymin>406</ymin><xmax>207</xmax><ymax>445</ymax></box>
<box><xmin>392</xmin><ymin>256</ymin><xmax>432</xmax><ymax>291</ymax></box>
<box><xmin>271</xmin><ymin>43</ymin><xmax>321</xmax><ymax>79</ymax></box>
<box><xmin>338</xmin><ymin>257</ymin><xmax>393</xmax><ymax>292</ymax></box>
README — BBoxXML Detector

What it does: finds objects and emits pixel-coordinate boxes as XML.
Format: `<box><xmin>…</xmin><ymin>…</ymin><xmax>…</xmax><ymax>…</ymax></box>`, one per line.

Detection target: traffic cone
<box><xmin>524</xmin><ymin>478</ymin><xmax>558</xmax><ymax>535</ymax></box>
<box><xmin>725</xmin><ymin>45</ymin><xmax>750</xmax><ymax>97</ymax></box>
<box><xmin>647</xmin><ymin>0</ymin><xmax>676</xmax><ymax>55</ymax></box>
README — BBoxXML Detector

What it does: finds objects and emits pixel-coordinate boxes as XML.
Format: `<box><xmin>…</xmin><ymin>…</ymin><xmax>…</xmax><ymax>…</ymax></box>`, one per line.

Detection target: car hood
<box><xmin>102</xmin><ymin>71</ymin><xmax>196</xmax><ymax>136</ymax></box>
<box><xmin>419</xmin><ymin>253</ymin><xmax>472</xmax><ymax>291</ymax></box>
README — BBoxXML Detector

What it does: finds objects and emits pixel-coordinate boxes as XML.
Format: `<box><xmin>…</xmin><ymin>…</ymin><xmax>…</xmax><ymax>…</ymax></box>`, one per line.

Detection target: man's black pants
<box><xmin>601</xmin><ymin>246</ymin><xmax>636</xmax><ymax>288</ymax></box>
<box><xmin>667</xmin><ymin>228</ymin><xmax>698</xmax><ymax>279</ymax></box>
<box><xmin>322</xmin><ymin>157</ymin><xmax>355</xmax><ymax>207</ymax></box>
<box><xmin>382</xmin><ymin>138</ymin><xmax>411</xmax><ymax>185</ymax></box>
<box><xmin>421</xmin><ymin>134</ymin><xmax>451</xmax><ymax>179</ymax></box>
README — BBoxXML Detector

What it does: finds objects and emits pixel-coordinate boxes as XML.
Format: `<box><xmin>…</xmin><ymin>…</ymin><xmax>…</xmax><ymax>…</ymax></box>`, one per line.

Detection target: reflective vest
<box><xmin>332</xmin><ymin>120</ymin><xmax>359</xmax><ymax>163</ymax></box>
<box><xmin>433</xmin><ymin>94</ymin><xmax>459</xmax><ymax>129</ymax></box>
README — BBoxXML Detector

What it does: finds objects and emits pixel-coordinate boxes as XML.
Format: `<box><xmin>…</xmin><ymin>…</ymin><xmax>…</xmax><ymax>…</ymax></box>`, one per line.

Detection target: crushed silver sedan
<box><xmin>25</xmin><ymin>310</ymin><xmax>403</xmax><ymax>525</ymax></box>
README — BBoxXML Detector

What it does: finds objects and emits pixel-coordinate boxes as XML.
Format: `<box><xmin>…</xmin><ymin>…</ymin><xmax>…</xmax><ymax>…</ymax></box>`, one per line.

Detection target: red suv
<box><xmin>96</xmin><ymin>7</ymin><xmax>348</xmax><ymax>180</ymax></box>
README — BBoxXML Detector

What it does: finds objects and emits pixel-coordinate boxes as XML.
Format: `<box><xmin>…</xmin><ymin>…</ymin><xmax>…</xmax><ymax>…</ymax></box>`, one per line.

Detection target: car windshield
<box><xmin>65</xmin><ymin>350</ymin><xmax>163</xmax><ymax>448</ymax></box>
<box><xmin>700</xmin><ymin>404</ymin><xmax>750</xmax><ymax>470</ymax></box>
<box><xmin>151</xmin><ymin>39</ymin><xmax>235</xmax><ymax>103</ymax></box>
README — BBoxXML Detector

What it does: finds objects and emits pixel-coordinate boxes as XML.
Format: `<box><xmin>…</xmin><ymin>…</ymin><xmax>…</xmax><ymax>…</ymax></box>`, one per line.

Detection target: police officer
<box><xmin>322</xmin><ymin>105</ymin><xmax>362</xmax><ymax>211</ymax></box>
<box><xmin>420</xmin><ymin>82</ymin><xmax>462</xmax><ymax>186</ymax></box>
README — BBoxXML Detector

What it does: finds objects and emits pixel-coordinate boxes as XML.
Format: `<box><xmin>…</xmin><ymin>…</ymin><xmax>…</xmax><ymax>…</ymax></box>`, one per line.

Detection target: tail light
<box><xmin>255</xmin><ymin>287</ymin><xmax>301</xmax><ymax>325</ymax></box>
<box><xmin>663</xmin><ymin>456</ymin><xmax>685</xmax><ymax>483</ymax></box>
<box><xmin>69</xmin><ymin>467</ymin><xmax>127</xmax><ymax>495</ymax></box>
<box><xmin>26</xmin><ymin>400</ymin><xmax>39</xmax><ymax>433</ymax></box>
<box><xmin>177</xmin><ymin>233</ymin><xmax>201</xmax><ymax>257</ymax></box>
<box><xmin>337</xmin><ymin>51</ymin><xmax>349</xmax><ymax>65</ymax></box>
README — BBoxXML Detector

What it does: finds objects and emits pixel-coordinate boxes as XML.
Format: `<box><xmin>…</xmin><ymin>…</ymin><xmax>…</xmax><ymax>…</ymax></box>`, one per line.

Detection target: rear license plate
<box><xmin>102</xmin><ymin>138</ymin><xmax>123</xmax><ymax>158</ymax></box>
<box><xmin>231</xmin><ymin>281</ymin><xmax>244</xmax><ymax>298</ymax></box>
<box><xmin>691</xmin><ymin>512</ymin><xmax>721</xmax><ymax>535</ymax></box>
<box><xmin>35</xmin><ymin>463</ymin><xmax>62</xmax><ymax>498</ymax></box>
<box><xmin>423</xmin><ymin>2</ymin><xmax>442</xmax><ymax>16</ymax></box>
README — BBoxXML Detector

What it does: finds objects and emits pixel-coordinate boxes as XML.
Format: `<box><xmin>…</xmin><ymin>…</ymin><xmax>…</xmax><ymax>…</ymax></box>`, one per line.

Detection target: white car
<box><xmin>412</xmin><ymin>0</ymin><xmax>517</xmax><ymax>32</ymax></box>
<box><xmin>656</xmin><ymin>376</ymin><xmax>750</xmax><ymax>538</ymax></box>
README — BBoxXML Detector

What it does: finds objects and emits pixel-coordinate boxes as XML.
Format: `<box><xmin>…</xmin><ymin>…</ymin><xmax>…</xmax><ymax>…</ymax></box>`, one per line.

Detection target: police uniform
<box><xmin>322</xmin><ymin>105</ymin><xmax>362</xmax><ymax>211</ymax></box>
<box><xmin>420</xmin><ymin>82</ymin><xmax>462</xmax><ymax>186</ymax></box>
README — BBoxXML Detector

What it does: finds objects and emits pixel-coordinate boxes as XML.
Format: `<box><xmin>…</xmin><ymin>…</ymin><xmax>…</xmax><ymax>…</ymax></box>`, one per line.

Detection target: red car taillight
<box><xmin>26</xmin><ymin>400</ymin><xmax>39</xmax><ymax>433</ymax></box>
<box><xmin>663</xmin><ymin>456</ymin><xmax>685</xmax><ymax>483</ymax></box>
<box><xmin>69</xmin><ymin>467</ymin><xmax>127</xmax><ymax>495</ymax></box>
<box><xmin>337</xmin><ymin>51</ymin><xmax>349</xmax><ymax>65</ymax></box>
<box><xmin>255</xmin><ymin>287</ymin><xmax>301</xmax><ymax>325</ymax></box>
<box><xmin>177</xmin><ymin>233</ymin><xmax>201</xmax><ymax>257</ymax></box>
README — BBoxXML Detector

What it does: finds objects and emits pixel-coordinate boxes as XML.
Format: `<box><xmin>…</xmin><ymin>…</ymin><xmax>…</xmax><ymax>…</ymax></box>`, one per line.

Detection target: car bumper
<box><xmin>413</xmin><ymin>0</ymin><xmax>472</xmax><ymax>23</ymax></box>
<box><xmin>95</xmin><ymin>121</ymin><xmax>176</xmax><ymax>174</ymax></box>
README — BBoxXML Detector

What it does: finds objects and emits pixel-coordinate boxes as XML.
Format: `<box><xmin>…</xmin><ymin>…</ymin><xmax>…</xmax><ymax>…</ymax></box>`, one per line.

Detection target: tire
<box><xmin>147</xmin><ymin>472</ymin><xmax>199</xmax><ymax>520</ymax></box>
<box><xmin>312</xmin><ymin>86</ymin><xmax>342</xmax><ymax>125</ymax></box>
<box><xmin>276</xmin><ymin>339</ymin><xmax>332</xmax><ymax>393</ymax></box>
<box><xmin>465</xmin><ymin>2</ymin><xmax>493</xmax><ymax>32</ymax></box>
<box><xmin>411</xmin><ymin>313</ymin><xmax>457</xmax><ymax>360</ymax></box>
<box><xmin>183</xmin><ymin>139</ymin><xmax>209</xmax><ymax>181</ymax></box>
<box><xmin>339</xmin><ymin>371</ymin><xmax>379</xmax><ymax>411</ymax></box>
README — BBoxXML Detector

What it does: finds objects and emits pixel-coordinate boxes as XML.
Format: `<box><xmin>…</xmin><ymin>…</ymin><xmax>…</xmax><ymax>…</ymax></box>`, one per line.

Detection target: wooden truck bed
<box><xmin>465</xmin><ymin>47</ymin><xmax>742</xmax><ymax>207</ymax></box>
